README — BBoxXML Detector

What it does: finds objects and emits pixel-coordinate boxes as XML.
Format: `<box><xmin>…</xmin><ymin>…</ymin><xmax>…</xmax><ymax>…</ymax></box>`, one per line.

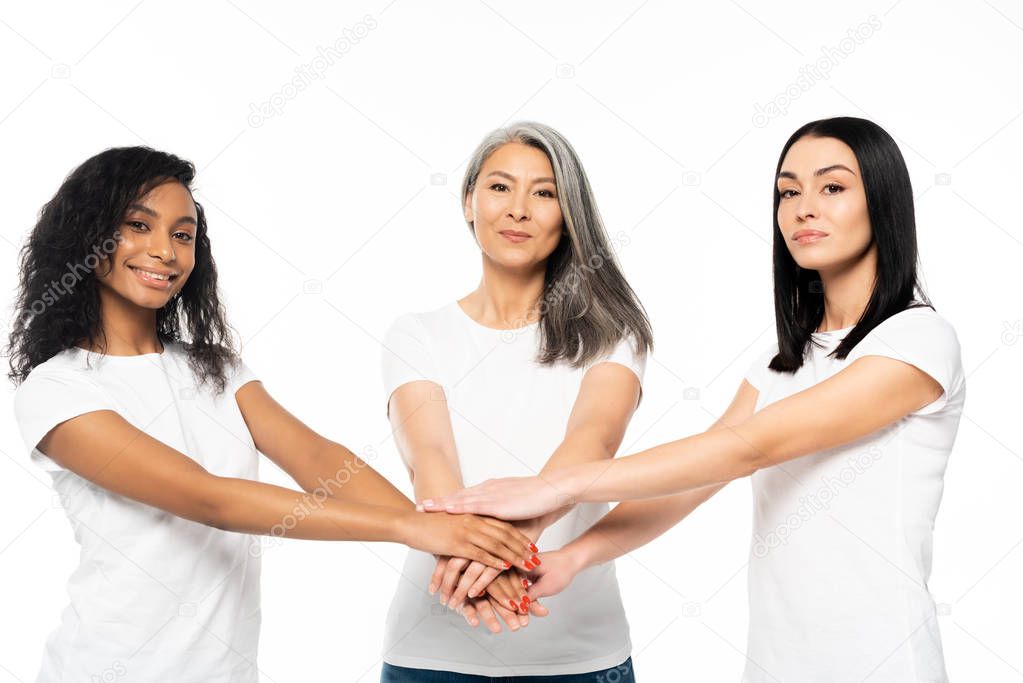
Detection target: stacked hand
<box><xmin>424</xmin><ymin>513</ymin><xmax>586</xmax><ymax>632</ymax></box>
<box><xmin>417</xmin><ymin>475</ymin><xmax>569</xmax><ymax>520</ymax></box>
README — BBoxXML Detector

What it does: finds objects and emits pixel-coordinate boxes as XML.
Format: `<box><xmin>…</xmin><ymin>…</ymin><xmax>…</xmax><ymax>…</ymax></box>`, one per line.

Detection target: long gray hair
<box><xmin>461</xmin><ymin>121</ymin><xmax>653</xmax><ymax>367</ymax></box>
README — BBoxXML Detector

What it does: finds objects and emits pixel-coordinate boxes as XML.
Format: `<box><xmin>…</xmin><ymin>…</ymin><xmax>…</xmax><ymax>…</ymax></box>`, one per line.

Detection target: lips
<box><xmin>792</xmin><ymin>230</ymin><xmax>828</xmax><ymax>244</ymax></box>
<box><xmin>128</xmin><ymin>265</ymin><xmax>179</xmax><ymax>289</ymax></box>
<box><xmin>499</xmin><ymin>230</ymin><xmax>531</xmax><ymax>243</ymax></box>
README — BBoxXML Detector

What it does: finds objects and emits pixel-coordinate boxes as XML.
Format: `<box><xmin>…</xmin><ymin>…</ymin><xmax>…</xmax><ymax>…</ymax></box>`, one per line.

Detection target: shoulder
<box><xmin>852</xmin><ymin>306</ymin><xmax>960</xmax><ymax>358</ymax></box>
<box><xmin>16</xmin><ymin>347</ymin><xmax>94</xmax><ymax>396</ymax></box>
<box><xmin>384</xmin><ymin>304</ymin><xmax>460</xmax><ymax>342</ymax></box>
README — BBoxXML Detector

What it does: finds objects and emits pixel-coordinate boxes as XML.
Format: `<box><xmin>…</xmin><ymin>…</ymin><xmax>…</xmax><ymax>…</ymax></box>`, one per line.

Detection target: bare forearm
<box><xmin>410</xmin><ymin>446</ymin><xmax>464</xmax><ymax>503</ymax></box>
<box><xmin>211</xmin><ymin>475</ymin><xmax>407</xmax><ymax>543</ymax></box>
<box><xmin>556</xmin><ymin>427</ymin><xmax>759</xmax><ymax>504</ymax></box>
<box><xmin>567</xmin><ymin>485</ymin><xmax>725</xmax><ymax>568</ymax></box>
<box><xmin>302</xmin><ymin>441</ymin><xmax>413</xmax><ymax>510</ymax></box>
<box><xmin>530</xmin><ymin>430</ymin><xmax>617</xmax><ymax>536</ymax></box>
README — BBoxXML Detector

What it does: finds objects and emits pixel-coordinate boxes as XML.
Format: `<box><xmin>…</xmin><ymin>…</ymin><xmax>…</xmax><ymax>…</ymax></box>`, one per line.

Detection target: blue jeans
<box><xmin>381</xmin><ymin>657</ymin><xmax>636</xmax><ymax>682</ymax></box>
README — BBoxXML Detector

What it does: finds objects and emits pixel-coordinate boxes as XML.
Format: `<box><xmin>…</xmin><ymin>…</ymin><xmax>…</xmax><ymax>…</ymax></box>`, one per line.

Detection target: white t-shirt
<box><xmin>14</xmin><ymin>342</ymin><xmax>262</xmax><ymax>683</ymax></box>
<box><xmin>380</xmin><ymin>302</ymin><xmax>646</xmax><ymax>677</ymax></box>
<box><xmin>742</xmin><ymin>306</ymin><xmax>964</xmax><ymax>682</ymax></box>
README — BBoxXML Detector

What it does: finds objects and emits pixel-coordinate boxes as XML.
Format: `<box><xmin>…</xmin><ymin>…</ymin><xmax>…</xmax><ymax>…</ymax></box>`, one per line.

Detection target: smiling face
<box><xmin>463</xmin><ymin>142</ymin><xmax>565</xmax><ymax>272</ymax></box>
<box><xmin>776</xmin><ymin>135</ymin><xmax>874</xmax><ymax>274</ymax></box>
<box><xmin>97</xmin><ymin>180</ymin><xmax>197</xmax><ymax>308</ymax></box>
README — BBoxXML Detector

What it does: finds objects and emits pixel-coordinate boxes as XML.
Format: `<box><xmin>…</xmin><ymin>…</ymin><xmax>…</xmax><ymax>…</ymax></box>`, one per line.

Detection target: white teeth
<box><xmin>132</xmin><ymin>267</ymin><xmax>171</xmax><ymax>281</ymax></box>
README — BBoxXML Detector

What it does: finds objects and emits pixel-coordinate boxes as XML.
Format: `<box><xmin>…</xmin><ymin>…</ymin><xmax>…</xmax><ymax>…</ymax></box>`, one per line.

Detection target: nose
<box><xmin>507</xmin><ymin>189</ymin><xmax>530</xmax><ymax>222</ymax></box>
<box><xmin>146</xmin><ymin>230</ymin><xmax>176</xmax><ymax>262</ymax></box>
<box><xmin>795</xmin><ymin>192</ymin><xmax>818</xmax><ymax>222</ymax></box>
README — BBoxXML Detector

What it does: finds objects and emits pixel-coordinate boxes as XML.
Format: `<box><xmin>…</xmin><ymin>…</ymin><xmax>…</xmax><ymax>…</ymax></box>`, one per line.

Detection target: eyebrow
<box><xmin>127</xmin><ymin>203</ymin><xmax>197</xmax><ymax>227</ymax></box>
<box><xmin>485</xmin><ymin>170</ymin><xmax>557</xmax><ymax>185</ymax></box>
<box><xmin>777</xmin><ymin>164</ymin><xmax>856</xmax><ymax>181</ymax></box>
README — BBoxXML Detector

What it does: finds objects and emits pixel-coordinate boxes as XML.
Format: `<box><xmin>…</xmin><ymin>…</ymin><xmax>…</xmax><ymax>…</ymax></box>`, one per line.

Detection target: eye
<box><xmin>126</xmin><ymin>220</ymin><xmax>148</xmax><ymax>231</ymax></box>
<box><xmin>173</xmin><ymin>231</ymin><xmax>194</xmax><ymax>242</ymax></box>
<box><xmin>535</xmin><ymin>189</ymin><xmax>556</xmax><ymax>198</ymax></box>
<box><xmin>779</xmin><ymin>188</ymin><xmax>798</xmax><ymax>199</ymax></box>
<box><xmin>489</xmin><ymin>183</ymin><xmax>509</xmax><ymax>192</ymax></box>
<box><xmin>823</xmin><ymin>183</ymin><xmax>844</xmax><ymax>195</ymax></box>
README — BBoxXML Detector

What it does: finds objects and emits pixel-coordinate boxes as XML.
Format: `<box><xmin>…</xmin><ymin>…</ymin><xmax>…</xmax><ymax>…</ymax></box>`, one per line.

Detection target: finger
<box><xmin>485</xmin><ymin>573</ymin><xmax>520</xmax><ymax>612</ymax></box>
<box><xmin>487</xmin><ymin>596</ymin><xmax>522</xmax><ymax>632</ymax></box>
<box><xmin>468</xmin><ymin>566</ymin><xmax>501</xmax><ymax>599</ymax></box>
<box><xmin>450</xmin><ymin>561</ymin><xmax>486</xmax><ymax>608</ymax></box>
<box><xmin>440</xmin><ymin>557</ymin><xmax>468</xmax><ymax>606</ymax></box>
<box><xmin>469</xmin><ymin>525</ymin><xmax>533</xmax><ymax>571</ymax></box>
<box><xmin>528</xmin><ymin>599</ymin><xmax>549</xmax><ymax>617</ymax></box>
<box><xmin>459</xmin><ymin>601</ymin><xmax>480</xmax><ymax>628</ymax></box>
<box><xmin>480</xmin><ymin>517</ymin><xmax>538</xmax><ymax>555</ymax></box>
<box><xmin>429</xmin><ymin>556</ymin><xmax>448</xmax><ymax>595</ymax></box>
<box><xmin>475</xmin><ymin>598</ymin><xmax>502</xmax><ymax>634</ymax></box>
<box><xmin>419</xmin><ymin>491</ymin><xmax>473</xmax><ymax>512</ymax></box>
<box><xmin>466</xmin><ymin>530</ymin><xmax>531</xmax><ymax>571</ymax></box>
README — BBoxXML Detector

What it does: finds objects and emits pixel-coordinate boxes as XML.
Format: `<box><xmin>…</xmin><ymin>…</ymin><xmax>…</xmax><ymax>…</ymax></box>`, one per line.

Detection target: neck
<box><xmin>82</xmin><ymin>286</ymin><xmax>164</xmax><ymax>356</ymax></box>
<box><xmin>816</xmin><ymin>244</ymin><xmax>877</xmax><ymax>332</ymax></box>
<box><xmin>460</xmin><ymin>255</ymin><xmax>546</xmax><ymax>329</ymax></box>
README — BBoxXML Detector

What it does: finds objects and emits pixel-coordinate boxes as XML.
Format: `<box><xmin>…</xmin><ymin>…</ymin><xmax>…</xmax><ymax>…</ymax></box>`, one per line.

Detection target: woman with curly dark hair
<box><xmin>8</xmin><ymin>147</ymin><xmax>537</xmax><ymax>683</ymax></box>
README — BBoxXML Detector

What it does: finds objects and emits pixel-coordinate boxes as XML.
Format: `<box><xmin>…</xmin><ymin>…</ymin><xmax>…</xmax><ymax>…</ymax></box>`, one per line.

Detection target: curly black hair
<box><xmin>6</xmin><ymin>146</ymin><xmax>237</xmax><ymax>393</ymax></box>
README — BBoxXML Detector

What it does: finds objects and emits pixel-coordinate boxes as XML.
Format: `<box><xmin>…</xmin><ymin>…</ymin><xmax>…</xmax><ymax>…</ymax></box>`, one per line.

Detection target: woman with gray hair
<box><xmin>379</xmin><ymin>122</ymin><xmax>652</xmax><ymax>681</ymax></box>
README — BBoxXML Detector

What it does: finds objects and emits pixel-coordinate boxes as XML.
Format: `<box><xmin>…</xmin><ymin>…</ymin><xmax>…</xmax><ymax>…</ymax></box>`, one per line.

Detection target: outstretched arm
<box><xmin>524</xmin><ymin>380</ymin><xmax>757</xmax><ymax>599</ymax></box>
<box><xmin>35</xmin><ymin>397</ymin><xmax>534</xmax><ymax>570</ymax></box>
<box><xmin>423</xmin><ymin>355</ymin><xmax>943</xmax><ymax>518</ymax></box>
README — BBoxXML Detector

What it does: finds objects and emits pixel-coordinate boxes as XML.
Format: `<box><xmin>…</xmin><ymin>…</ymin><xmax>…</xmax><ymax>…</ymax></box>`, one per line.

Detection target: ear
<box><xmin>463</xmin><ymin>191</ymin><xmax>474</xmax><ymax>226</ymax></box>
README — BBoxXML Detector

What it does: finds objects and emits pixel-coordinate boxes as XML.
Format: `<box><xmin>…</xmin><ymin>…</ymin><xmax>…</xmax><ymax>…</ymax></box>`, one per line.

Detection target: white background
<box><xmin>1</xmin><ymin>1</ymin><xmax>1021</xmax><ymax>681</ymax></box>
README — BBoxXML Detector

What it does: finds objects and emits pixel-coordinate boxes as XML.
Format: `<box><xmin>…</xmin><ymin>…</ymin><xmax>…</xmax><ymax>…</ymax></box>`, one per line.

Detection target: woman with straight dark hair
<box><xmin>423</xmin><ymin>117</ymin><xmax>965</xmax><ymax>682</ymax></box>
<box><xmin>8</xmin><ymin>147</ymin><xmax>536</xmax><ymax>682</ymax></box>
<box><xmin>378</xmin><ymin>122</ymin><xmax>652</xmax><ymax>681</ymax></box>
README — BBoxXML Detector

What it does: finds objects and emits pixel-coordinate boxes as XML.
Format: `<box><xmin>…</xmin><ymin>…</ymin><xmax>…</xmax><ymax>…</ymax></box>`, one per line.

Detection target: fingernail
<box><xmin>467</xmin><ymin>591</ymin><xmax>475</xmax><ymax>598</ymax></box>
<box><xmin>429</xmin><ymin>584</ymin><xmax>437</xmax><ymax>594</ymax></box>
<box><xmin>524</xmin><ymin>561</ymin><xmax>534</xmax><ymax>570</ymax></box>
<box><xmin>503</xmin><ymin>560</ymin><xmax>511</xmax><ymax>569</ymax></box>
<box><xmin>421</xmin><ymin>499</ymin><xmax>434</xmax><ymax>507</ymax></box>
<box><xmin>508</xmin><ymin>599</ymin><xmax>518</xmax><ymax>610</ymax></box>
<box><xmin>522</xmin><ymin>596</ymin><xmax>530</xmax><ymax>604</ymax></box>
<box><xmin>445</xmin><ymin>504</ymin><xmax>455</xmax><ymax>511</ymax></box>
<box><xmin>529</xmin><ymin>543</ymin><xmax>538</xmax><ymax>553</ymax></box>
<box><xmin>530</xmin><ymin>555</ymin><xmax>541</xmax><ymax>566</ymax></box>
<box><xmin>521</xmin><ymin>578</ymin><xmax>529</xmax><ymax>588</ymax></box>
<box><xmin>415</xmin><ymin>504</ymin><xmax>424</xmax><ymax>512</ymax></box>
<box><xmin>520</xmin><ymin>601</ymin><xmax>528</xmax><ymax>612</ymax></box>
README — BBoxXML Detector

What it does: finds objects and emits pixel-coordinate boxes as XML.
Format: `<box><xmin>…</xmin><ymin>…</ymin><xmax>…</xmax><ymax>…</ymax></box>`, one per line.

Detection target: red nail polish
<box><xmin>503</xmin><ymin>561</ymin><xmax>511</xmax><ymax>569</ymax></box>
<box><xmin>529</xmin><ymin>543</ymin><xmax>538</xmax><ymax>553</ymax></box>
<box><xmin>522</xmin><ymin>595</ymin><xmax>530</xmax><ymax>604</ymax></box>
<box><xmin>521</xmin><ymin>578</ymin><xmax>529</xmax><ymax>588</ymax></box>
<box><xmin>520</xmin><ymin>601</ymin><xmax>528</xmax><ymax>612</ymax></box>
<box><xmin>524</xmin><ymin>561</ymin><xmax>534</xmax><ymax>570</ymax></box>
<box><xmin>530</xmin><ymin>555</ymin><xmax>541</xmax><ymax>566</ymax></box>
<box><xmin>508</xmin><ymin>600</ymin><xmax>518</xmax><ymax>610</ymax></box>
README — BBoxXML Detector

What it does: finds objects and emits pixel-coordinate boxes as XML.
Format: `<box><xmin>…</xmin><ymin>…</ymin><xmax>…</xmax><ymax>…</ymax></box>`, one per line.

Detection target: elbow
<box><xmin>191</xmin><ymin>475</ymin><xmax>232</xmax><ymax>531</ymax></box>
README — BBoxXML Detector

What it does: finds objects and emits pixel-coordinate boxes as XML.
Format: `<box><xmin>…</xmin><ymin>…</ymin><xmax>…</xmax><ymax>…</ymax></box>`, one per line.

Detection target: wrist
<box><xmin>562</xmin><ymin>535</ymin><xmax>599</xmax><ymax>573</ymax></box>
<box><xmin>549</xmin><ymin>466</ymin><xmax>587</xmax><ymax>506</ymax></box>
<box><xmin>390</xmin><ymin>509</ymin><xmax>415</xmax><ymax>546</ymax></box>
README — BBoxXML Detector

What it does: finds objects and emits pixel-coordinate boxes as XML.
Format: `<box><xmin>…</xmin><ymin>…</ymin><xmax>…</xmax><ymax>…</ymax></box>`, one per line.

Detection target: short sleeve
<box><xmin>587</xmin><ymin>335</ymin><xmax>647</xmax><ymax>386</ymax></box>
<box><xmin>227</xmin><ymin>356</ymin><xmax>259</xmax><ymax>395</ymax></box>
<box><xmin>744</xmin><ymin>343</ymin><xmax>779</xmax><ymax>392</ymax></box>
<box><xmin>846</xmin><ymin>309</ymin><xmax>963</xmax><ymax>416</ymax></box>
<box><xmin>380</xmin><ymin>313</ymin><xmax>443</xmax><ymax>412</ymax></box>
<box><xmin>13</xmin><ymin>370</ymin><xmax>115</xmax><ymax>472</ymax></box>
